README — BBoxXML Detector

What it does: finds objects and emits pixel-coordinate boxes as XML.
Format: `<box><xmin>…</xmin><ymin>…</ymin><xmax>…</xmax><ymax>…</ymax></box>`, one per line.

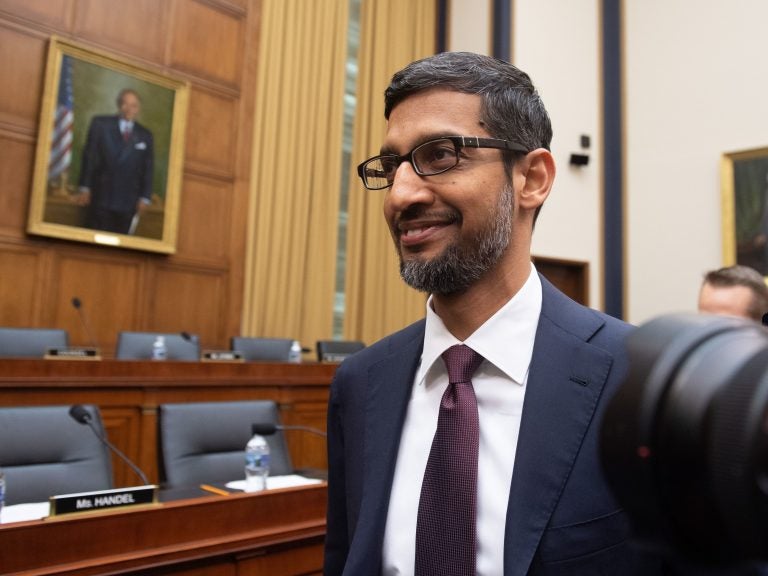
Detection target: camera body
<box><xmin>600</xmin><ymin>313</ymin><xmax>768</xmax><ymax>565</ymax></box>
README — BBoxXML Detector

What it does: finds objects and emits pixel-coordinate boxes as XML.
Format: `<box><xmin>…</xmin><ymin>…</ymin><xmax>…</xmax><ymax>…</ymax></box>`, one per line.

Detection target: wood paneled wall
<box><xmin>0</xmin><ymin>0</ymin><xmax>259</xmax><ymax>356</ymax></box>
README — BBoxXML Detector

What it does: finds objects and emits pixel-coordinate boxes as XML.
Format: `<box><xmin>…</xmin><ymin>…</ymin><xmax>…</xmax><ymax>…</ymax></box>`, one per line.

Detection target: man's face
<box><xmin>381</xmin><ymin>89</ymin><xmax>515</xmax><ymax>295</ymax></box>
<box><xmin>119</xmin><ymin>92</ymin><xmax>141</xmax><ymax>121</ymax></box>
<box><xmin>698</xmin><ymin>283</ymin><xmax>755</xmax><ymax>320</ymax></box>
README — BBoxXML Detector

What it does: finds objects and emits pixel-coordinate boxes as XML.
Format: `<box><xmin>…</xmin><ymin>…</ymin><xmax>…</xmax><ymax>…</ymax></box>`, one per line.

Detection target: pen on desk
<box><xmin>200</xmin><ymin>484</ymin><xmax>230</xmax><ymax>496</ymax></box>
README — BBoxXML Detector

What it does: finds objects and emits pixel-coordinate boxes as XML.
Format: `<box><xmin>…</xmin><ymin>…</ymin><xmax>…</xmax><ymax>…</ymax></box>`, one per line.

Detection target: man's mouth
<box><xmin>399</xmin><ymin>225</ymin><xmax>443</xmax><ymax>247</ymax></box>
<box><xmin>397</xmin><ymin>217</ymin><xmax>458</xmax><ymax>248</ymax></box>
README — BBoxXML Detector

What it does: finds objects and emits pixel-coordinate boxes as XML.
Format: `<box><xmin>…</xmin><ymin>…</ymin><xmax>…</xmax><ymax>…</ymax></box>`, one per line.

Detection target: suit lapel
<box><xmin>503</xmin><ymin>279</ymin><xmax>613</xmax><ymax>575</ymax></box>
<box><xmin>345</xmin><ymin>330</ymin><xmax>423</xmax><ymax>573</ymax></box>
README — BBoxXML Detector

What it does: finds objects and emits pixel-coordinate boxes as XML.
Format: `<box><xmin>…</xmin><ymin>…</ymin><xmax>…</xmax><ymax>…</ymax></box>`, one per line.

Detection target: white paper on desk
<box><xmin>226</xmin><ymin>474</ymin><xmax>323</xmax><ymax>492</ymax></box>
<box><xmin>0</xmin><ymin>501</ymin><xmax>50</xmax><ymax>524</ymax></box>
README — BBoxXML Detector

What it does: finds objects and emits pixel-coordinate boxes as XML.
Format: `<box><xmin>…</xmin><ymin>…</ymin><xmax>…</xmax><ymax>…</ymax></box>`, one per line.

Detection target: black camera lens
<box><xmin>600</xmin><ymin>313</ymin><xmax>768</xmax><ymax>565</ymax></box>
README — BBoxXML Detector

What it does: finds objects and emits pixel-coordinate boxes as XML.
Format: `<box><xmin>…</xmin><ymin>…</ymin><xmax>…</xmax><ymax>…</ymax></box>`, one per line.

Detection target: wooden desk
<box><xmin>0</xmin><ymin>359</ymin><xmax>336</xmax><ymax>485</ymax></box>
<box><xmin>0</xmin><ymin>484</ymin><xmax>327</xmax><ymax>575</ymax></box>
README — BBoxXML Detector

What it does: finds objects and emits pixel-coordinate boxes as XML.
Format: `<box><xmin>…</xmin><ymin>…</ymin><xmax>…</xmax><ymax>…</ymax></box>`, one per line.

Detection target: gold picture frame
<box><xmin>721</xmin><ymin>146</ymin><xmax>768</xmax><ymax>275</ymax></box>
<box><xmin>27</xmin><ymin>36</ymin><xmax>189</xmax><ymax>254</ymax></box>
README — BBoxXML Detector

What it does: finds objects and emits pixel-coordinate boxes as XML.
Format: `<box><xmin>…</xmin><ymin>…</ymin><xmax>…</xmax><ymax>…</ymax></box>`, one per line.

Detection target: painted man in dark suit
<box><xmin>324</xmin><ymin>52</ymin><xmax>665</xmax><ymax>575</ymax></box>
<box><xmin>77</xmin><ymin>88</ymin><xmax>153</xmax><ymax>235</ymax></box>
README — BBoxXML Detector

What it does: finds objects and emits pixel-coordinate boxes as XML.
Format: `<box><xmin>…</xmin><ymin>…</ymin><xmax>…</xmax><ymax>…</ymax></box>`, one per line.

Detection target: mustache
<box><xmin>394</xmin><ymin>206</ymin><xmax>461</xmax><ymax>231</ymax></box>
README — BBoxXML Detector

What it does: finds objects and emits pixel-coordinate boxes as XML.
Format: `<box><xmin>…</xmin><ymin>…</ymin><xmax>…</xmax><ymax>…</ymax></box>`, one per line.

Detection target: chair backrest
<box><xmin>158</xmin><ymin>401</ymin><xmax>293</xmax><ymax>489</ymax></box>
<box><xmin>316</xmin><ymin>340</ymin><xmax>365</xmax><ymax>362</ymax></box>
<box><xmin>115</xmin><ymin>331</ymin><xmax>200</xmax><ymax>361</ymax></box>
<box><xmin>0</xmin><ymin>327</ymin><xmax>68</xmax><ymax>358</ymax></box>
<box><xmin>0</xmin><ymin>405</ymin><xmax>113</xmax><ymax>505</ymax></box>
<box><xmin>230</xmin><ymin>337</ymin><xmax>294</xmax><ymax>362</ymax></box>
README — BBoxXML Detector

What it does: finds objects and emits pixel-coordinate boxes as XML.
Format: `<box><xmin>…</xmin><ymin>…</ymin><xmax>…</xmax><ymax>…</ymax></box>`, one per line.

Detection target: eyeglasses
<box><xmin>356</xmin><ymin>135</ymin><xmax>529</xmax><ymax>190</ymax></box>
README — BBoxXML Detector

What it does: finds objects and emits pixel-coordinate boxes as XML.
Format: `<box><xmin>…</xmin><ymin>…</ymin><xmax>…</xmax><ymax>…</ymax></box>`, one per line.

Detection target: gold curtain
<box><xmin>344</xmin><ymin>0</ymin><xmax>437</xmax><ymax>345</ymax></box>
<box><xmin>242</xmin><ymin>0</ymin><xmax>349</xmax><ymax>348</ymax></box>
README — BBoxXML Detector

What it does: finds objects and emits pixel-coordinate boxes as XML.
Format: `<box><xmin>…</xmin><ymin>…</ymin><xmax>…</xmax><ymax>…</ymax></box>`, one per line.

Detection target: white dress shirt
<box><xmin>382</xmin><ymin>265</ymin><xmax>543</xmax><ymax>575</ymax></box>
<box><xmin>119</xmin><ymin>119</ymin><xmax>134</xmax><ymax>135</ymax></box>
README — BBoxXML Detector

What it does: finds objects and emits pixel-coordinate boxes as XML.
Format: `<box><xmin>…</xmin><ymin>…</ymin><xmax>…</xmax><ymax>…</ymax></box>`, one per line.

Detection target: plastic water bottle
<box><xmin>151</xmin><ymin>335</ymin><xmax>167</xmax><ymax>360</ymax></box>
<box><xmin>244</xmin><ymin>429</ymin><xmax>270</xmax><ymax>492</ymax></box>
<box><xmin>289</xmin><ymin>340</ymin><xmax>302</xmax><ymax>364</ymax></box>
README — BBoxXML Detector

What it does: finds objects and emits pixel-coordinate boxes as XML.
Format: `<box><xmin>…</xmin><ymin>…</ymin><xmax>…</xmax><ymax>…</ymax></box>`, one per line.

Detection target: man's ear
<box><xmin>517</xmin><ymin>149</ymin><xmax>556</xmax><ymax>211</ymax></box>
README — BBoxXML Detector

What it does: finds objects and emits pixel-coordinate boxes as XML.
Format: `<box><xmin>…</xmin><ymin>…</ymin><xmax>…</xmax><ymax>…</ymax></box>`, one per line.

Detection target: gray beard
<box><xmin>398</xmin><ymin>184</ymin><xmax>513</xmax><ymax>296</ymax></box>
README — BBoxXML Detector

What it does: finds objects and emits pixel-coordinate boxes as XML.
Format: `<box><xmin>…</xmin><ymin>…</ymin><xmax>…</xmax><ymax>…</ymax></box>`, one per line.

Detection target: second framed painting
<box><xmin>721</xmin><ymin>146</ymin><xmax>768</xmax><ymax>275</ymax></box>
<box><xmin>27</xmin><ymin>36</ymin><xmax>190</xmax><ymax>254</ymax></box>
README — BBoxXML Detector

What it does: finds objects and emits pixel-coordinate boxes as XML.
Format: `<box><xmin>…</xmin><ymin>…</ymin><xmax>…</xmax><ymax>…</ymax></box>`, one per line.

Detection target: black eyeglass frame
<box><xmin>356</xmin><ymin>135</ymin><xmax>530</xmax><ymax>190</ymax></box>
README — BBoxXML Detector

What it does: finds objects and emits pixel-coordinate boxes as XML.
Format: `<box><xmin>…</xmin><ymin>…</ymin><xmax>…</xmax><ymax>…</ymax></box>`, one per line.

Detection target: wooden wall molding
<box><xmin>169</xmin><ymin>0</ymin><xmax>246</xmax><ymax>89</ymax></box>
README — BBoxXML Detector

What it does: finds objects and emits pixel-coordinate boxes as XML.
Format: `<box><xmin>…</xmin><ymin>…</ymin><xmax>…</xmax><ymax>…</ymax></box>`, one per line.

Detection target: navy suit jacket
<box><xmin>324</xmin><ymin>275</ymin><xmax>664</xmax><ymax>575</ymax></box>
<box><xmin>79</xmin><ymin>115</ymin><xmax>154</xmax><ymax>213</ymax></box>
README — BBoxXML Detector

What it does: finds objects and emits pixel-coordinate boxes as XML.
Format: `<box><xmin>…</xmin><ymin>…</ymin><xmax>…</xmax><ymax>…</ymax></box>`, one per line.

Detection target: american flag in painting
<box><xmin>48</xmin><ymin>55</ymin><xmax>73</xmax><ymax>181</ymax></box>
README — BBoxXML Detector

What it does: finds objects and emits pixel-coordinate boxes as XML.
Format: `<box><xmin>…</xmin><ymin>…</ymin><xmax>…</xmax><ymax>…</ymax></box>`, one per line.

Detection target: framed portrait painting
<box><xmin>721</xmin><ymin>147</ymin><xmax>768</xmax><ymax>275</ymax></box>
<box><xmin>27</xmin><ymin>37</ymin><xmax>190</xmax><ymax>254</ymax></box>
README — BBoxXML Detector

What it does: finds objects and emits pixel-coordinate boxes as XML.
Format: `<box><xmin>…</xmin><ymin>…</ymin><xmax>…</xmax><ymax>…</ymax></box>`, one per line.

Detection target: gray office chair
<box><xmin>115</xmin><ymin>331</ymin><xmax>200</xmax><ymax>361</ymax></box>
<box><xmin>0</xmin><ymin>405</ymin><xmax>113</xmax><ymax>505</ymax></box>
<box><xmin>157</xmin><ymin>401</ymin><xmax>293</xmax><ymax>489</ymax></box>
<box><xmin>316</xmin><ymin>340</ymin><xmax>365</xmax><ymax>362</ymax></box>
<box><xmin>230</xmin><ymin>337</ymin><xmax>294</xmax><ymax>362</ymax></box>
<box><xmin>0</xmin><ymin>327</ymin><xmax>68</xmax><ymax>358</ymax></box>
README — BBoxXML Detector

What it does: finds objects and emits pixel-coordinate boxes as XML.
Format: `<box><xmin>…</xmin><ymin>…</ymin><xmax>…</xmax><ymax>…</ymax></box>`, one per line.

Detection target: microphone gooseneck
<box><xmin>71</xmin><ymin>296</ymin><xmax>98</xmax><ymax>349</ymax></box>
<box><xmin>69</xmin><ymin>404</ymin><xmax>150</xmax><ymax>486</ymax></box>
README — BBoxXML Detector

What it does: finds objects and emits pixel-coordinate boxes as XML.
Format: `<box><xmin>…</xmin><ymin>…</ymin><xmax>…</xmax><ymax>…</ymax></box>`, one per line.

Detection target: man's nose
<box><xmin>386</xmin><ymin>162</ymin><xmax>434</xmax><ymax>211</ymax></box>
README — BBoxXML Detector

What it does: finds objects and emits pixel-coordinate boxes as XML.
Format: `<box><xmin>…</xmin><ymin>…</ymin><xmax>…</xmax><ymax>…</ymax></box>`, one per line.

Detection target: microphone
<box><xmin>69</xmin><ymin>404</ymin><xmax>150</xmax><ymax>486</ymax></box>
<box><xmin>71</xmin><ymin>297</ymin><xmax>98</xmax><ymax>349</ymax></box>
<box><xmin>251</xmin><ymin>422</ymin><xmax>327</xmax><ymax>438</ymax></box>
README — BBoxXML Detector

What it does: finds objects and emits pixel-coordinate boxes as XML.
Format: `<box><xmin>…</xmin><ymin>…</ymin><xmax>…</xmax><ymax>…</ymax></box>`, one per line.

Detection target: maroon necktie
<box><xmin>415</xmin><ymin>344</ymin><xmax>483</xmax><ymax>576</ymax></box>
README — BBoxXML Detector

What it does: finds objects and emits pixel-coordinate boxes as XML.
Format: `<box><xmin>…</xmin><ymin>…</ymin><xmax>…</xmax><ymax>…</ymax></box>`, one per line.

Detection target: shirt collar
<box><xmin>416</xmin><ymin>264</ymin><xmax>542</xmax><ymax>386</ymax></box>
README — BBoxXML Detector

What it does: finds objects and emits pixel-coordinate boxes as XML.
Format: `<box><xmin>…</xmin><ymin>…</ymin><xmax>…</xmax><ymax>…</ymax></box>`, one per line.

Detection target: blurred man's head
<box><xmin>116</xmin><ymin>89</ymin><xmax>141</xmax><ymax>121</ymax></box>
<box><xmin>698</xmin><ymin>265</ymin><xmax>768</xmax><ymax>322</ymax></box>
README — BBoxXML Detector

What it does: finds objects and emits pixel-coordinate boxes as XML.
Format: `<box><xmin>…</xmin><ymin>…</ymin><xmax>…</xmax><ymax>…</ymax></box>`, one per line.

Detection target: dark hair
<box><xmin>703</xmin><ymin>265</ymin><xmax>768</xmax><ymax>322</ymax></box>
<box><xmin>384</xmin><ymin>51</ymin><xmax>552</xmax><ymax>153</ymax></box>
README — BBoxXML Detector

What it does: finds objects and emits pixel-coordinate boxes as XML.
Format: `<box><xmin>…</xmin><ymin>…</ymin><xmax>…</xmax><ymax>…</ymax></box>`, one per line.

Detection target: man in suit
<box><xmin>77</xmin><ymin>88</ymin><xmax>154</xmax><ymax>235</ymax></box>
<box><xmin>324</xmin><ymin>52</ymin><xmax>663</xmax><ymax>575</ymax></box>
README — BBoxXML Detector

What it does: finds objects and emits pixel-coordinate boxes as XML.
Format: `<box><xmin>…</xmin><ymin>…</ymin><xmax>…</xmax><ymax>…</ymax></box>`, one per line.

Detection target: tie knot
<box><xmin>441</xmin><ymin>344</ymin><xmax>483</xmax><ymax>385</ymax></box>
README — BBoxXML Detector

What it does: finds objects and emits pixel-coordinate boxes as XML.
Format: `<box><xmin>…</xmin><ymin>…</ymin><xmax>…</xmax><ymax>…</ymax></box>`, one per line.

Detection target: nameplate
<box><xmin>201</xmin><ymin>350</ymin><xmax>244</xmax><ymax>362</ymax></box>
<box><xmin>321</xmin><ymin>353</ymin><xmax>352</xmax><ymax>363</ymax></box>
<box><xmin>49</xmin><ymin>485</ymin><xmax>157</xmax><ymax>516</ymax></box>
<box><xmin>44</xmin><ymin>347</ymin><xmax>101</xmax><ymax>360</ymax></box>
<box><xmin>93</xmin><ymin>233</ymin><xmax>121</xmax><ymax>246</ymax></box>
